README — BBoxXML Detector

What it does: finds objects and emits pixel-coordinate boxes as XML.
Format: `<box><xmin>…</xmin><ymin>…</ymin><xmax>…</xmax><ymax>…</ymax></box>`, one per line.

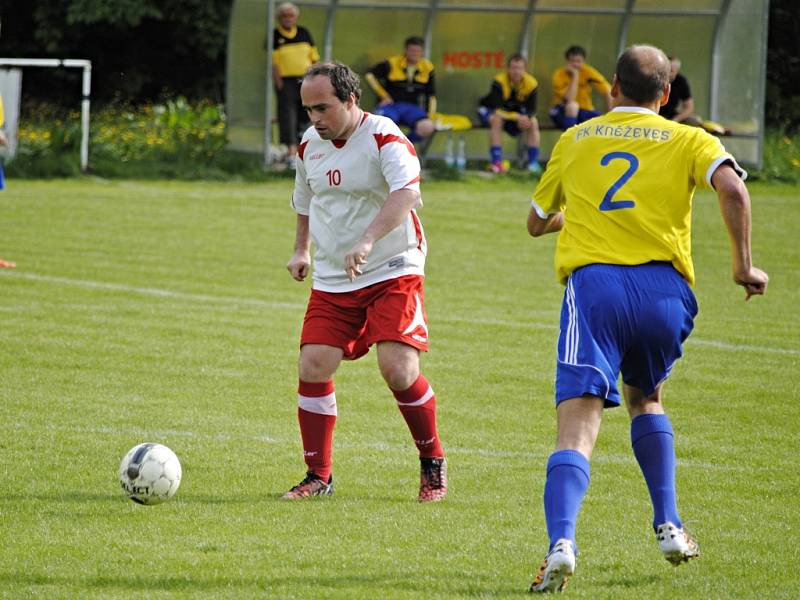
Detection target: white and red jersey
<box><xmin>291</xmin><ymin>112</ymin><xmax>426</xmax><ymax>292</ymax></box>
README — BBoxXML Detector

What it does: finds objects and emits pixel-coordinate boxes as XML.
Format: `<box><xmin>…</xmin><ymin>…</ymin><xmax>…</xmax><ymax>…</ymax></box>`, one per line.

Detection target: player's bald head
<box><xmin>615</xmin><ymin>44</ymin><xmax>671</xmax><ymax>103</ymax></box>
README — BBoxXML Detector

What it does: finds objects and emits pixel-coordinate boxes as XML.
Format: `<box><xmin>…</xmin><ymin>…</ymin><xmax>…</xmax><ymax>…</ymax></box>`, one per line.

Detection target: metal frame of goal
<box><xmin>0</xmin><ymin>58</ymin><xmax>92</xmax><ymax>172</ymax></box>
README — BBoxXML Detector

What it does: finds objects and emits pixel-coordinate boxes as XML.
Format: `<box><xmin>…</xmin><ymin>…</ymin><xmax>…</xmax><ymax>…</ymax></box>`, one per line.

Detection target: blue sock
<box><xmin>564</xmin><ymin>116</ymin><xmax>577</xmax><ymax>129</ymax></box>
<box><xmin>631</xmin><ymin>413</ymin><xmax>682</xmax><ymax>531</ymax></box>
<box><xmin>490</xmin><ymin>145</ymin><xmax>502</xmax><ymax>164</ymax></box>
<box><xmin>544</xmin><ymin>449</ymin><xmax>590</xmax><ymax>551</ymax></box>
<box><xmin>527</xmin><ymin>146</ymin><xmax>540</xmax><ymax>165</ymax></box>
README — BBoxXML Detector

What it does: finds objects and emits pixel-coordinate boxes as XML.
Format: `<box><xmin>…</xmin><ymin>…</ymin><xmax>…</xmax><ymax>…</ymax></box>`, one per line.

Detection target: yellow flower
<box><xmin>791</xmin><ymin>158</ymin><xmax>800</xmax><ymax>168</ymax></box>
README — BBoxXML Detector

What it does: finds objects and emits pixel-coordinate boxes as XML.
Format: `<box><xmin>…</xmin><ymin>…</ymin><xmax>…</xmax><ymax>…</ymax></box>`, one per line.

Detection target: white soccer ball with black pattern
<box><xmin>118</xmin><ymin>443</ymin><xmax>182</xmax><ymax>505</ymax></box>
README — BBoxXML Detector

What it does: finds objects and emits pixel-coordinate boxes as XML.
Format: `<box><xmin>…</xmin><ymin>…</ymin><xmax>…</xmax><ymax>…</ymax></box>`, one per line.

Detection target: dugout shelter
<box><xmin>226</xmin><ymin>0</ymin><xmax>769</xmax><ymax>168</ymax></box>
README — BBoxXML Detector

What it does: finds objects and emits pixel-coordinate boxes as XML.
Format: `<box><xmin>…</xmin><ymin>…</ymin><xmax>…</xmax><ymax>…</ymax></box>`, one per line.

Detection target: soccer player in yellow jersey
<box><xmin>527</xmin><ymin>45</ymin><xmax>768</xmax><ymax>593</ymax></box>
<box><xmin>549</xmin><ymin>45</ymin><xmax>612</xmax><ymax>131</ymax></box>
<box><xmin>365</xmin><ymin>37</ymin><xmax>437</xmax><ymax>143</ymax></box>
<box><xmin>477</xmin><ymin>53</ymin><xmax>542</xmax><ymax>174</ymax></box>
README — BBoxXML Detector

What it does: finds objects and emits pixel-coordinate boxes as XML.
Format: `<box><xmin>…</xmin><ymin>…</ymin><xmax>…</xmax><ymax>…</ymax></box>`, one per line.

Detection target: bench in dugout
<box><xmin>418</xmin><ymin>113</ymin><xmax>559</xmax><ymax>169</ymax></box>
<box><xmin>417</xmin><ymin>114</ymin><xmax>748</xmax><ymax>170</ymax></box>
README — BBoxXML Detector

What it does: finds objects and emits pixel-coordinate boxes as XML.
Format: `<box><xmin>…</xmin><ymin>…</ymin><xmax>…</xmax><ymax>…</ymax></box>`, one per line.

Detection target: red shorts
<box><xmin>301</xmin><ymin>275</ymin><xmax>429</xmax><ymax>360</ymax></box>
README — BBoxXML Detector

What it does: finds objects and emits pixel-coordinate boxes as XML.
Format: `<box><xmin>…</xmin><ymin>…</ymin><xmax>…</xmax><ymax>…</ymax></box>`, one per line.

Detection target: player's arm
<box><xmin>564</xmin><ymin>68</ymin><xmax>579</xmax><ymax>104</ymax></box>
<box><xmin>603</xmin><ymin>90</ymin><xmax>613</xmax><ymax>111</ymax></box>
<box><xmin>308</xmin><ymin>34</ymin><xmax>320</xmax><ymax>64</ymax></box>
<box><xmin>517</xmin><ymin>89</ymin><xmax>538</xmax><ymax>129</ymax></box>
<box><xmin>271</xmin><ymin>32</ymin><xmax>284</xmax><ymax>89</ymax></box>
<box><xmin>674</xmin><ymin>97</ymin><xmax>695</xmax><ymax>122</ymax></box>
<box><xmin>589</xmin><ymin>69</ymin><xmax>612</xmax><ymax>111</ymax></box>
<box><xmin>527</xmin><ymin>136</ymin><xmax>566</xmax><ymax>237</ymax></box>
<box><xmin>711</xmin><ymin>164</ymin><xmax>768</xmax><ymax>300</ymax></box>
<box><xmin>527</xmin><ymin>209</ymin><xmax>563</xmax><ymax>237</ymax></box>
<box><xmin>552</xmin><ymin>71</ymin><xmax>569</xmax><ymax>103</ymax></box>
<box><xmin>426</xmin><ymin>70</ymin><xmax>437</xmax><ymax>115</ymax></box>
<box><xmin>365</xmin><ymin>63</ymin><xmax>392</xmax><ymax>105</ymax></box>
<box><xmin>344</xmin><ymin>188</ymin><xmax>419</xmax><ymax>281</ymax></box>
<box><xmin>427</xmin><ymin>95</ymin><xmax>437</xmax><ymax>116</ymax></box>
<box><xmin>288</xmin><ymin>144</ymin><xmax>313</xmax><ymax>281</ymax></box>
<box><xmin>287</xmin><ymin>214</ymin><xmax>311</xmax><ymax>281</ymax></box>
<box><xmin>495</xmin><ymin>108</ymin><xmax>520</xmax><ymax>121</ymax></box>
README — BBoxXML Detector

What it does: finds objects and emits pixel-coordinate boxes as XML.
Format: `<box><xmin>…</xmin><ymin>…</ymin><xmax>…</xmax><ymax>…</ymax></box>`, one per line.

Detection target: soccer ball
<box><xmin>118</xmin><ymin>443</ymin><xmax>182</xmax><ymax>505</ymax></box>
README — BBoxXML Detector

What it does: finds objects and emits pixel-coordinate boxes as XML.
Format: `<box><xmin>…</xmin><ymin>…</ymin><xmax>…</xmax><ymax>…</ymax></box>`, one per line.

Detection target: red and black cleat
<box><xmin>281</xmin><ymin>471</ymin><xmax>334</xmax><ymax>500</ymax></box>
<box><xmin>418</xmin><ymin>457</ymin><xmax>447</xmax><ymax>503</ymax></box>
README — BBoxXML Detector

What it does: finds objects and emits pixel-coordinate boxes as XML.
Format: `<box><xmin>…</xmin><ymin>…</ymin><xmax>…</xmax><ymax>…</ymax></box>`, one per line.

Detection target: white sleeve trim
<box><xmin>706</xmin><ymin>154</ymin><xmax>748</xmax><ymax>186</ymax></box>
<box><xmin>531</xmin><ymin>199</ymin><xmax>554</xmax><ymax>219</ymax></box>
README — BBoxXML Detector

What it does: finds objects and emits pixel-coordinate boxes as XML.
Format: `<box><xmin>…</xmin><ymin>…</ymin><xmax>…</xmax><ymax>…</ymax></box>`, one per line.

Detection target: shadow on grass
<box><xmin>5</xmin><ymin>491</ymin><xmax>121</xmax><ymax>503</ymax></box>
<box><xmin>597</xmin><ymin>573</ymin><xmax>662</xmax><ymax>588</ymax></box>
<box><xmin>5</xmin><ymin>491</ymin><xmax>438</xmax><ymax>505</ymax></box>
<box><xmin>0</xmin><ymin>572</ymin><xmax>525</xmax><ymax>596</ymax></box>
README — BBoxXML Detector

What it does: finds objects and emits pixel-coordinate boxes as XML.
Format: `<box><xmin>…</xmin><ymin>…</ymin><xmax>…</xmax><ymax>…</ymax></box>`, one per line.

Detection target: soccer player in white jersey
<box><xmin>526</xmin><ymin>45</ymin><xmax>768</xmax><ymax>592</ymax></box>
<box><xmin>282</xmin><ymin>62</ymin><xmax>447</xmax><ymax>502</ymax></box>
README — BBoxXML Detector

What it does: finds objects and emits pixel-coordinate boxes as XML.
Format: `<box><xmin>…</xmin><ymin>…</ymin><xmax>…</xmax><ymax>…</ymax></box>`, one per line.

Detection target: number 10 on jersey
<box><xmin>326</xmin><ymin>169</ymin><xmax>341</xmax><ymax>186</ymax></box>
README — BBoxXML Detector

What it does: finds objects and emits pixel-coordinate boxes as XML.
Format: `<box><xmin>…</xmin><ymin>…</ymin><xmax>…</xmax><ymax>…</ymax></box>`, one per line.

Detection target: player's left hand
<box><xmin>344</xmin><ymin>239</ymin><xmax>373</xmax><ymax>281</ymax></box>
<box><xmin>734</xmin><ymin>266</ymin><xmax>769</xmax><ymax>301</ymax></box>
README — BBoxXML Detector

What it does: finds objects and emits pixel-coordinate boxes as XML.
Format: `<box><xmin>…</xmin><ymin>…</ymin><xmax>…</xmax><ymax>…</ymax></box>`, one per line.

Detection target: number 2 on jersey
<box><xmin>599</xmin><ymin>151</ymin><xmax>638</xmax><ymax>211</ymax></box>
<box><xmin>326</xmin><ymin>169</ymin><xmax>341</xmax><ymax>186</ymax></box>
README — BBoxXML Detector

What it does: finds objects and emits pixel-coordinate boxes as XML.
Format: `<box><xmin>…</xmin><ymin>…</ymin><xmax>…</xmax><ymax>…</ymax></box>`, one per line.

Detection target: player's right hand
<box><xmin>734</xmin><ymin>266</ymin><xmax>768</xmax><ymax>301</ymax></box>
<box><xmin>378</xmin><ymin>96</ymin><xmax>394</xmax><ymax>107</ymax></box>
<box><xmin>344</xmin><ymin>239</ymin><xmax>373</xmax><ymax>282</ymax></box>
<box><xmin>287</xmin><ymin>252</ymin><xmax>311</xmax><ymax>282</ymax></box>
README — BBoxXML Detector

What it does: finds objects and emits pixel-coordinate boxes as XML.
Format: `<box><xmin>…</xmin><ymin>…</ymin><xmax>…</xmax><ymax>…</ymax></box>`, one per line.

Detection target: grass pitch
<box><xmin>0</xmin><ymin>176</ymin><xmax>798</xmax><ymax>599</ymax></box>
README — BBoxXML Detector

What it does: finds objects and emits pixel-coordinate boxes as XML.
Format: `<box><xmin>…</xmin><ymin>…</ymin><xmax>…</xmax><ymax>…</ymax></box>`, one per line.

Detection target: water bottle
<box><xmin>444</xmin><ymin>135</ymin><xmax>455</xmax><ymax>168</ymax></box>
<box><xmin>455</xmin><ymin>135</ymin><xmax>466</xmax><ymax>170</ymax></box>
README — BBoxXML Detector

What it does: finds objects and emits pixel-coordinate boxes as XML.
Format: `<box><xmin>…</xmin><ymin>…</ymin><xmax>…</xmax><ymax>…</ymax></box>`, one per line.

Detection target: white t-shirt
<box><xmin>291</xmin><ymin>112</ymin><xmax>426</xmax><ymax>292</ymax></box>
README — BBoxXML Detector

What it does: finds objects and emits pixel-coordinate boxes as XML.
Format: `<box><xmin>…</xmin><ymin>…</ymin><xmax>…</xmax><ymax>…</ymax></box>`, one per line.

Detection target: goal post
<box><xmin>0</xmin><ymin>58</ymin><xmax>92</xmax><ymax>172</ymax></box>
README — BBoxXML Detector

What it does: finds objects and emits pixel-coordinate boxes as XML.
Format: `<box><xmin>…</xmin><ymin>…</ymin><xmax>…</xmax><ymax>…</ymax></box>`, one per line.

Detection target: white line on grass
<box><xmin>3</xmin><ymin>271</ymin><xmax>798</xmax><ymax>356</ymax></box>
<box><xmin>2</xmin><ymin>271</ymin><xmax>303</xmax><ymax>310</ymax></box>
<box><xmin>5</xmin><ymin>421</ymin><xmax>734</xmax><ymax>471</ymax></box>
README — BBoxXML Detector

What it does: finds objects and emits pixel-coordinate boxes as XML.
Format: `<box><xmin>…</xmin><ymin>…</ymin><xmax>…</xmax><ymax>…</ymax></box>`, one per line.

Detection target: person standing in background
<box><xmin>272</xmin><ymin>2</ymin><xmax>319</xmax><ymax>169</ymax></box>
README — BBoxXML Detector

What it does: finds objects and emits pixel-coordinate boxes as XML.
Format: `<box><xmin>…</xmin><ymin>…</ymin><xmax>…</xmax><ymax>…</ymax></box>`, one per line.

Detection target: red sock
<box><xmin>392</xmin><ymin>374</ymin><xmax>444</xmax><ymax>458</ymax></box>
<box><xmin>297</xmin><ymin>380</ymin><xmax>336</xmax><ymax>481</ymax></box>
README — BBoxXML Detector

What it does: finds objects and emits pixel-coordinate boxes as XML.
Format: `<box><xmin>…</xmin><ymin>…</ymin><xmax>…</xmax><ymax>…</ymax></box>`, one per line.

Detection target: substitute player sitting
<box><xmin>526</xmin><ymin>44</ymin><xmax>767</xmax><ymax>592</ymax></box>
<box><xmin>364</xmin><ymin>36</ymin><xmax>437</xmax><ymax>143</ymax></box>
<box><xmin>477</xmin><ymin>53</ymin><xmax>542</xmax><ymax>174</ymax></box>
<box><xmin>549</xmin><ymin>45</ymin><xmax>612</xmax><ymax>130</ymax></box>
<box><xmin>283</xmin><ymin>61</ymin><xmax>447</xmax><ymax>502</ymax></box>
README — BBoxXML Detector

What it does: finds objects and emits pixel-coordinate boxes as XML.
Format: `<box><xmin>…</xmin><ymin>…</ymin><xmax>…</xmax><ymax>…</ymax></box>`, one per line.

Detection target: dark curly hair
<box><xmin>304</xmin><ymin>61</ymin><xmax>362</xmax><ymax>103</ymax></box>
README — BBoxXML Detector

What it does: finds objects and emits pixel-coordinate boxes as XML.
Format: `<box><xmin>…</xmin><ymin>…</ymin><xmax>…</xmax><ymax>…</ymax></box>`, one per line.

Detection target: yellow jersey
<box><xmin>532</xmin><ymin>107</ymin><xmax>744</xmax><ymax>285</ymax></box>
<box><xmin>551</xmin><ymin>64</ymin><xmax>610</xmax><ymax>110</ymax></box>
<box><xmin>273</xmin><ymin>25</ymin><xmax>319</xmax><ymax>78</ymax></box>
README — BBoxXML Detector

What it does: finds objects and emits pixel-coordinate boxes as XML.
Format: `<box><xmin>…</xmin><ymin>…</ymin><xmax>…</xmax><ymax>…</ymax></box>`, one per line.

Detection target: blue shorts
<box><xmin>555</xmin><ymin>262</ymin><xmax>698</xmax><ymax>407</ymax></box>
<box><xmin>549</xmin><ymin>104</ymin><xmax>600</xmax><ymax>130</ymax></box>
<box><xmin>375</xmin><ymin>102</ymin><xmax>428</xmax><ymax>129</ymax></box>
<box><xmin>476</xmin><ymin>106</ymin><xmax>524</xmax><ymax>137</ymax></box>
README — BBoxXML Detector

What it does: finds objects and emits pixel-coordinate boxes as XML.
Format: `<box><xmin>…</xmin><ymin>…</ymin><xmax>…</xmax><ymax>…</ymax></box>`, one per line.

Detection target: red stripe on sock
<box><xmin>392</xmin><ymin>374</ymin><xmax>430</xmax><ymax>404</ymax></box>
<box><xmin>393</xmin><ymin>375</ymin><xmax>444</xmax><ymax>458</ymax></box>
<box><xmin>299</xmin><ymin>379</ymin><xmax>335</xmax><ymax>397</ymax></box>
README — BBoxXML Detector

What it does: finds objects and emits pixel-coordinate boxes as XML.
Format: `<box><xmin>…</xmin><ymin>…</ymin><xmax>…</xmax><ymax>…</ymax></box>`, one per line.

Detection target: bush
<box><xmin>6</xmin><ymin>99</ymin><xmax>281</xmax><ymax>180</ymax></box>
<box><xmin>750</xmin><ymin>129</ymin><xmax>800</xmax><ymax>183</ymax></box>
<box><xmin>7</xmin><ymin>102</ymin><xmax>800</xmax><ymax>184</ymax></box>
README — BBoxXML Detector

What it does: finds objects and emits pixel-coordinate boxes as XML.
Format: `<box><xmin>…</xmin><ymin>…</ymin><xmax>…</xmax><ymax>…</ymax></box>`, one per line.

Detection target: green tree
<box><xmin>2</xmin><ymin>0</ymin><xmax>231</xmax><ymax>105</ymax></box>
<box><xmin>767</xmin><ymin>0</ymin><xmax>800</xmax><ymax>130</ymax></box>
